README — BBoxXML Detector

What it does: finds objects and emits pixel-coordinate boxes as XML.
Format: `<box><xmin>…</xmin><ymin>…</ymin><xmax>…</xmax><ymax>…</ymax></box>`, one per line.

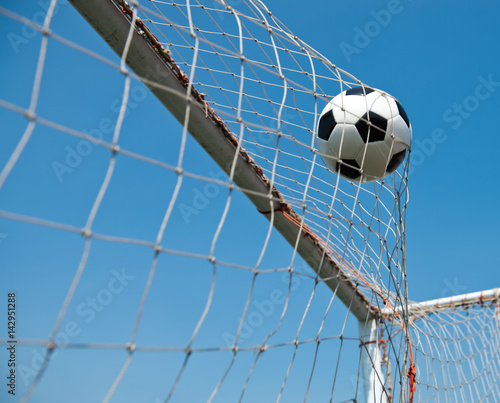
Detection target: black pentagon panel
<box><xmin>346</xmin><ymin>86</ymin><xmax>375</xmax><ymax>96</ymax></box>
<box><xmin>336</xmin><ymin>159</ymin><xmax>361</xmax><ymax>180</ymax></box>
<box><xmin>318</xmin><ymin>110</ymin><xmax>337</xmax><ymax>141</ymax></box>
<box><xmin>355</xmin><ymin>112</ymin><xmax>387</xmax><ymax>143</ymax></box>
<box><xmin>395</xmin><ymin>100</ymin><xmax>410</xmax><ymax>128</ymax></box>
<box><xmin>386</xmin><ymin>149</ymin><xmax>407</xmax><ymax>173</ymax></box>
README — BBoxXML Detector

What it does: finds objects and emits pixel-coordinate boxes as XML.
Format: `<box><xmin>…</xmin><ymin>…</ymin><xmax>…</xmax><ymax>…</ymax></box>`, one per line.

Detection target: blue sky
<box><xmin>1</xmin><ymin>0</ymin><xmax>500</xmax><ymax>402</ymax></box>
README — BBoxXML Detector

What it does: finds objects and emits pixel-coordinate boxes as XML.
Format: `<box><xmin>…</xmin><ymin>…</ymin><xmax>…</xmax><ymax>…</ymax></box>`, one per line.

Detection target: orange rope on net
<box><xmin>407</xmin><ymin>337</ymin><xmax>416</xmax><ymax>403</ymax></box>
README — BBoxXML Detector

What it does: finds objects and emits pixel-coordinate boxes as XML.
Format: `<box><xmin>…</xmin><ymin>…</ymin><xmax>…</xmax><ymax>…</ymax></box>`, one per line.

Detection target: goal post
<box><xmin>384</xmin><ymin>287</ymin><xmax>500</xmax><ymax>317</ymax></box>
<box><xmin>358</xmin><ymin>318</ymin><xmax>388</xmax><ymax>403</ymax></box>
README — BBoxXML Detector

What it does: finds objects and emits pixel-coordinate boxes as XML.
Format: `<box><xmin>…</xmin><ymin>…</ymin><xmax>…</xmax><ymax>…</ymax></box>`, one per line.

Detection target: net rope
<box><xmin>1</xmin><ymin>1</ymin><xmax>499</xmax><ymax>402</ymax></box>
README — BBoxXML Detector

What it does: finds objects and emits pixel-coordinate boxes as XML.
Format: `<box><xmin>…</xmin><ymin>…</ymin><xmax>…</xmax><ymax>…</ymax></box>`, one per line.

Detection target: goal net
<box><xmin>401</xmin><ymin>290</ymin><xmax>500</xmax><ymax>402</ymax></box>
<box><xmin>0</xmin><ymin>0</ymin><xmax>498</xmax><ymax>402</ymax></box>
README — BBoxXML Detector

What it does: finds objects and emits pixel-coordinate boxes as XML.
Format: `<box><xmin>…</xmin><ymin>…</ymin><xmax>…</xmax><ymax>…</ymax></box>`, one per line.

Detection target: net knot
<box><xmin>358</xmin><ymin>338</ymin><xmax>386</xmax><ymax>348</ymax></box>
<box><xmin>407</xmin><ymin>362</ymin><xmax>416</xmax><ymax>403</ymax></box>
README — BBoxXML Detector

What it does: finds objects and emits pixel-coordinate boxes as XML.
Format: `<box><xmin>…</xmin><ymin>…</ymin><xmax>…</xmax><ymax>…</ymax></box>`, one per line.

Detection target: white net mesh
<box><xmin>0</xmin><ymin>1</ymin><xmax>499</xmax><ymax>402</ymax></box>
<box><xmin>409</xmin><ymin>300</ymin><xmax>500</xmax><ymax>402</ymax></box>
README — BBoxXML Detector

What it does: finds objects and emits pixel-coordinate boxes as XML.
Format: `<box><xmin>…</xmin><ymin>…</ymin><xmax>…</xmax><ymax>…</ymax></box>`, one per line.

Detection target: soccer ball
<box><xmin>316</xmin><ymin>86</ymin><xmax>412</xmax><ymax>183</ymax></box>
